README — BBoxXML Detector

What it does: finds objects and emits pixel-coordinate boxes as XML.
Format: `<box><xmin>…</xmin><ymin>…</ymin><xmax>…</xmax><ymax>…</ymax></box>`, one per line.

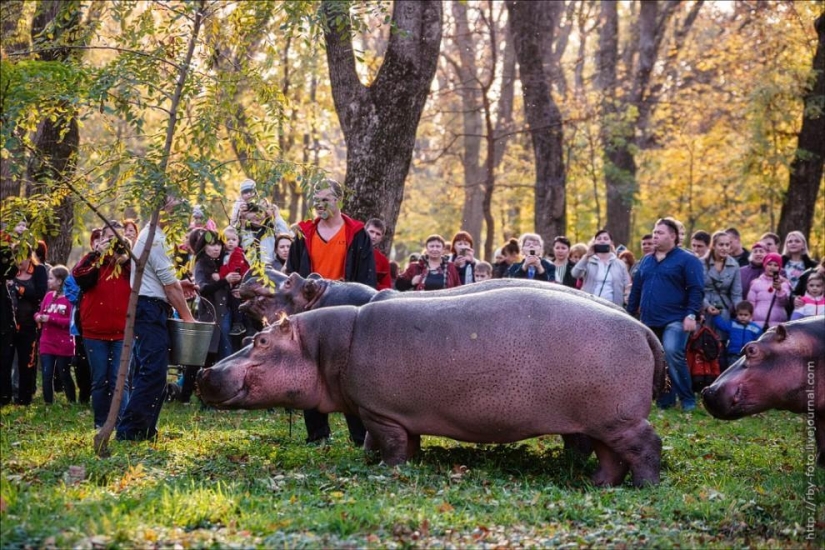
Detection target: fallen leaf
<box><xmin>437</xmin><ymin>502</ymin><xmax>454</xmax><ymax>513</ymax></box>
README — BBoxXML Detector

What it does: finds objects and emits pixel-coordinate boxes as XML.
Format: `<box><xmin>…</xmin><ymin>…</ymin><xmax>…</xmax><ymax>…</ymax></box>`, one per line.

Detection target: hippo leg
<box><xmin>360</xmin><ymin>413</ymin><xmax>410</xmax><ymax>466</ymax></box>
<box><xmin>590</xmin><ymin>440</ymin><xmax>629</xmax><ymax>487</ymax></box>
<box><xmin>364</xmin><ymin>432</ymin><xmax>381</xmax><ymax>463</ymax></box>
<box><xmin>406</xmin><ymin>434</ymin><xmax>421</xmax><ymax>459</ymax></box>
<box><xmin>562</xmin><ymin>433</ymin><xmax>594</xmax><ymax>457</ymax></box>
<box><xmin>599</xmin><ymin>420</ymin><xmax>662</xmax><ymax>487</ymax></box>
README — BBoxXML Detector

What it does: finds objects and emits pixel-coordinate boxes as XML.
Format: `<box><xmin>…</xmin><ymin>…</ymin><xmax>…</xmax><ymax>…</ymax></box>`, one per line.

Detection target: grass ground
<box><xmin>1</xmin><ymin>397</ymin><xmax>823</xmax><ymax>548</ymax></box>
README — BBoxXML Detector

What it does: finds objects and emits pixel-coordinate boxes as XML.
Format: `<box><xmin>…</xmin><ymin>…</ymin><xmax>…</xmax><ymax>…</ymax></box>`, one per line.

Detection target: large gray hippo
<box><xmin>198</xmin><ymin>287</ymin><xmax>666</xmax><ymax>487</ymax></box>
<box><xmin>238</xmin><ymin>271</ymin><xmax>624</xmax><ymax>324</ymax></box>
<box><xmin>702</xmin><ymin>316</ymin><xmax>825</xmax><ymax>467</ymax></box>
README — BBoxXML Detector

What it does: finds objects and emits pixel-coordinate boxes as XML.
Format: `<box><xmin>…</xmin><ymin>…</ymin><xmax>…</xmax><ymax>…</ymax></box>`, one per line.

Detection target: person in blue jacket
<box><xmin>710</xmin><ymin>300</ymin><xmax>762</xmax><ymax>370</ymax></box>
<box><xmin>627</xmin><ymin>218</ymin><xmax>705</xmax><ymax>412</ymax></box>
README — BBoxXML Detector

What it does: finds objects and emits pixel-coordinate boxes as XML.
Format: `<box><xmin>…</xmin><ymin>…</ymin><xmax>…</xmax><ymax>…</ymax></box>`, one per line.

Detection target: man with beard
<box><xmin>286</xmin><ymin>179</ymin><xmax>375</xmax><ymax>446</ymax></box>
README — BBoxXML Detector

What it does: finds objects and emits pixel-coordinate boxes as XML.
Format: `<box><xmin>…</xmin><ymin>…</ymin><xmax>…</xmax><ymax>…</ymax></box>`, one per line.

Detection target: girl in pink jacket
<box><xmin>791</xmin><ymin>273</ymin><xmax>825</xmax><ymax>320</ymax></box>
<box><xmin>747</xmin><ymin>253</ymin><xmax>792</xmax><ymax>330</ymax></box>
<box><xmin>35</xmin><ymin>265</ymin><xmax>75</xmax><ymax>404</ymax></box>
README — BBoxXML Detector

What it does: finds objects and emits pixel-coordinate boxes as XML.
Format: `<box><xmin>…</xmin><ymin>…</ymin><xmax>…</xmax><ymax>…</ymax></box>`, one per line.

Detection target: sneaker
<box><xmin>230</xmin><ymin>323</ymin><xmax>246</xmax><ymax>336</ymax></box>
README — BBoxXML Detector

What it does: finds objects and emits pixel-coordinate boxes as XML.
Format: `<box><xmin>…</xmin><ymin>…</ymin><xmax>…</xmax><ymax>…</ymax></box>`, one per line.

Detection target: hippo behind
<box><xmin>702</xmin><ymin>316</ymin><xmax>825</xmax><ymax>467</ymax></box>
<box><xmin>198</xmin><ymin>287</ymin><xmax>666</xmax><ymax>487</ymax></box>
<box><xmin>239</xmin><ymin>271</ymin><xmax>624</xmax><ymax>324</ymax></box>
<box><xmin>238</xmin><ymin>272</ymin><xmax>378</xmax><ymax>322</ymax></box>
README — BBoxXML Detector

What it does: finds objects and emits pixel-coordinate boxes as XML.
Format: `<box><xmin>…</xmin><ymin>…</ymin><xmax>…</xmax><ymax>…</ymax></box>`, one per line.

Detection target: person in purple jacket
<box><xmin>739</xmin><ymin>242</ymin><xmax>766</xmax><ymax>298</ymax></box>
<box><xmin>626</xmin><ymin>218</ymin><xmax>705</xmax><ymax>412</ymax></box>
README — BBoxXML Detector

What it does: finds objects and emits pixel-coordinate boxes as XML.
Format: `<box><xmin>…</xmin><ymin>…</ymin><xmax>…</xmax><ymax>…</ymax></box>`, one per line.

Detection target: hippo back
<box><xmin>371</xmin><ymin>278</ymin><xmax>624</xmax><ymax>312</ymax></box>
<box><xmin>344</xmin><ymin>287</ymin><xmax>663</xmax><ymax>442</ymax></box>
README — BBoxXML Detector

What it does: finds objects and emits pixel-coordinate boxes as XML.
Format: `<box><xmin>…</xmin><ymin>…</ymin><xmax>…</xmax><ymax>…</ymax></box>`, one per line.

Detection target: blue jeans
<box><xmin>217</xmin><ymin>313</ymin><xmax>233</xmax><ymax>360</ymax></box>
<box><xmin>41</xmin><ymin>354</ymin><xmax>75</xmax><ymax>404</ymax></box>
<box><xmin>85</xmin><ymin>338</ymin><xmax>127</xmax><ymax>427</ymax></box>
<box><xmin>117</xmin><ymin>297</ymin><xmax>170</xmax><ymax>440</ymax></box>
<box><xmin>653</xmin><ymin>321</ymin><xmax>695</xmax><ymax>411</ymax></box>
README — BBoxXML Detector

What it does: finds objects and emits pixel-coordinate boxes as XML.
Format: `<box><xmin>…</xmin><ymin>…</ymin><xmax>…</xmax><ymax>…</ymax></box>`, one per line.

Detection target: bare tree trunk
<box><xmin>507</xmin><ymin>0</ymin><xmax>566</xmax><ymax>245</ymax></box>
<box><xmin>778</xmin><ymin>14</ymin><xmax>825</xmax><ymax>242</ymax></box>
<box><xmin>0</xmin><ymin>0</ymin><xmax>30</xmax><ymax>201</ymax></box>
<box><xmin>597</xmin><ymin>0</ymin><xmax>699</xmax><ymax>247</ymax></box>
<box><xmin>451</xmin><ymin>0</ymin><xmax>485</xmax><ymax>249</ymax></box>
<box><xmin>322</xmin><ymin>0</ymin><xmax>442</xmax><ymax>253</ymax></box>
<box><xmin>25</xmin><ymin>0</ymin><xmax>85</xmax><ymax>265</ymax></box>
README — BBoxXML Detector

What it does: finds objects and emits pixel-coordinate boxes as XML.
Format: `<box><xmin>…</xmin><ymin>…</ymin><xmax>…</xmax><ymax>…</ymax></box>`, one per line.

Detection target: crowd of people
<box><xmin>1</xmin><ymin>179</ymin><xmax>823</xmax><ymax>443</ymax></box>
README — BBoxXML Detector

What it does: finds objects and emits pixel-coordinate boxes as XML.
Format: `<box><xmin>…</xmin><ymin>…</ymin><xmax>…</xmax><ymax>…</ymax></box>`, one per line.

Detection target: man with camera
<box><xmin>507</xmin><ymin>233</ymin><xmax>555</xmax><ymax>282</ymax></box>
<box><xmin>231</xmin><ymin>179</ymin><xmax>289</xmax><ymax>266</ymax></box>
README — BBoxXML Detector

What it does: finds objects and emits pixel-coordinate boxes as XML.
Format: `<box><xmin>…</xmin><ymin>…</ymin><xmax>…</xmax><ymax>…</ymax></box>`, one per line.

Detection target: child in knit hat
<box><xmin>746</xmin><ymin>253</ymin><xmax>792</xmax><ymax>329</ymax></box>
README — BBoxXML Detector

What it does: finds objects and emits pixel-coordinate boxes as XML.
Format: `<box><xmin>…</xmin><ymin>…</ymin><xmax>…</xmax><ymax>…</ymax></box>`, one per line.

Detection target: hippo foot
<box><xmin>592</xmin><ymin>420</ymin><xmax>662</xmax><ymax>488</ymax></box>
<box><xmin>363</xmin><ymin>432</ymin><xmax>382</xmax><ymax>464</ymax></box>
<box><xmin>360</xmin><ymin>415</ymin><xmax>420</xmax><ymax>467</ymax></box>
<box><xmin>591</xmin><ymin>440</ymin><xmax>629</xmax><ymax>487</ymax></box>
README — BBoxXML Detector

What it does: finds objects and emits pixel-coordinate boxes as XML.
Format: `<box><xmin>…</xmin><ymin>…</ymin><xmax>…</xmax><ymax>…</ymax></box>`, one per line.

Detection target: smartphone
<box><xmin>594</xmin><ymin>244</ymin><xmax>611</xmax><ymax>253</ymax></box>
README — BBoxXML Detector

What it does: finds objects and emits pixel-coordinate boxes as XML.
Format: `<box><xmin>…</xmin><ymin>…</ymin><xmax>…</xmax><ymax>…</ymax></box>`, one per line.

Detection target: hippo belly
<box><xmin>345</xmin><ymin>288</ymin><xmax>663</xmax><ymax>486</ymax></box>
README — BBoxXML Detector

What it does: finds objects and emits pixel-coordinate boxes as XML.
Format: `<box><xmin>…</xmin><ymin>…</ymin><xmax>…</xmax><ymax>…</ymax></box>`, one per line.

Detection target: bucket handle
<box><xmin>194</xmin><ymin>293</ymin><xmax>217</xmax><ymax>321</ymax></box>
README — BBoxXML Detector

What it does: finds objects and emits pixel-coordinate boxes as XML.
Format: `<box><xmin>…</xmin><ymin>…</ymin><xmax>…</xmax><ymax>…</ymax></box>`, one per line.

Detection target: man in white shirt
<box><xmin>117</xmin><ymin>197</ymin><xmax>197</xmax><ymax>441</ymax></box>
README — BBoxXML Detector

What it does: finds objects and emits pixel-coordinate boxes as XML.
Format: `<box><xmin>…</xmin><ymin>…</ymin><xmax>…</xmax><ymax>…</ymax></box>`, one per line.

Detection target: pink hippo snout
<box><xmin>701</xmin><ymin>361</ymin><xmax>750</xmax><ymax>420</ymax></box>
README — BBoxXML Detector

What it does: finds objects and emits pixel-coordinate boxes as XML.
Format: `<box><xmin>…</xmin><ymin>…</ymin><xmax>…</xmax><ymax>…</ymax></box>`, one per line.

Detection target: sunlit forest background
<box><xmin>2</xmin><ymin>0</ymin><xmax>823</xmax><ymax>264</ymax></box>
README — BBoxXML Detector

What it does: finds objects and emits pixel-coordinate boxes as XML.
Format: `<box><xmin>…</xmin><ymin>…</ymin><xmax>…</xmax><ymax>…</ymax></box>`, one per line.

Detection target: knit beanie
<box><xmin>240</xmin><ymin>179</ymin><xmax>257</xmax><ymax>193</ymax></box>
<box><xmin>763</xmin><ymin>252</ymin><xmax>782</xmax><ymax>268</ymax></box>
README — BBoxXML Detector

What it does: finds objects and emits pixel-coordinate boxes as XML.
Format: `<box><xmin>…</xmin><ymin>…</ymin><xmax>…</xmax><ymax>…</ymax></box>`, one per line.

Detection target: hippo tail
<box><xmin>646</xmin><ymin>327</ymin><xmax>669</xmax><ymax>400</ymax></box>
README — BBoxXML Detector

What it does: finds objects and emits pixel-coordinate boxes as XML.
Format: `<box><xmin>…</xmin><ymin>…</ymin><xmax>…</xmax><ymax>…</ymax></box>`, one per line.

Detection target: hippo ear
<box><xmin>775</xmin><ymin>324</ymin><xmax>787</xmax><ymax>342</ymax></box>
<box><xmin>303</xmin><ymin>279</ymin><xmax>320</xmax><ymax>300</ymax></box>
<box><xmin>276</xmin><ymin>315</ymin><xmax>298</xmax><ymax>340</ymax></box>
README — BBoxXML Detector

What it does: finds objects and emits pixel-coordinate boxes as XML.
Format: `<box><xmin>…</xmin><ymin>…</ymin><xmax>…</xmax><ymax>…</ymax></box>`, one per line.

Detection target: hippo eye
<box><xmin>257</xmin><ymin>336</ymin><xmax>268</xmax><ymax>346</ymax></box>
<box><xmin>744</xmin><ymin>345</ymin><xmax>758</xmax><ymax>358</ymax></box>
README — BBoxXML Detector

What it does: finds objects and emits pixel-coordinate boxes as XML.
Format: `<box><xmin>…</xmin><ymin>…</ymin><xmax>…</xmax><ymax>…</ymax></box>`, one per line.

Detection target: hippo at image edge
<box><xmin>238</xmin><ymin>271</ymin><xmax>624</xmax><ymax>324</ymax></box>
<box><xmin>702</xmin><ymin>316</ymin><xmax>825</xmax><ymax>467</ymax></box>
<box><xmin>198</xmin><ymin>287</ymin><xmax>667</xmax><ymax>487</ymax></box>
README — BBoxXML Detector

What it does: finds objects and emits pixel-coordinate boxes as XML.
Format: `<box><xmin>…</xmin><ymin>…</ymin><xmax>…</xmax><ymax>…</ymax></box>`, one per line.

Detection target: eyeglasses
<box><xmin>312</xmin><ymin>197</ymin><xmax>336</xmax><ymax>205</ymax></box>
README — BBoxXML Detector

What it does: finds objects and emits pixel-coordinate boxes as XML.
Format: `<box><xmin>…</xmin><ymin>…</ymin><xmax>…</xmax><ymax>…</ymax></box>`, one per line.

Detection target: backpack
<box><xmin>687</xmin><ymin>326</ymin><xmax>723</xmax><ymax>393</ymax></box>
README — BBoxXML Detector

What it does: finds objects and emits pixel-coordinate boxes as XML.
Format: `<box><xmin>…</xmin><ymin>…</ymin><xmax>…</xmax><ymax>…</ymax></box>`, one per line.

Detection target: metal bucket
<box><xmin>168</xmin><ymin>319</ymin><xmax>214</xmax><ymax>366</ymax></box>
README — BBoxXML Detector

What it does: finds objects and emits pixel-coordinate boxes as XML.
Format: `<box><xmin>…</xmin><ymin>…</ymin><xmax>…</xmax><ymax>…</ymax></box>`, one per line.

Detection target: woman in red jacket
<box><xmin>72</xmin><ymin>222</ymin><xmax>131</xmax><ymax>428</ymax></box>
